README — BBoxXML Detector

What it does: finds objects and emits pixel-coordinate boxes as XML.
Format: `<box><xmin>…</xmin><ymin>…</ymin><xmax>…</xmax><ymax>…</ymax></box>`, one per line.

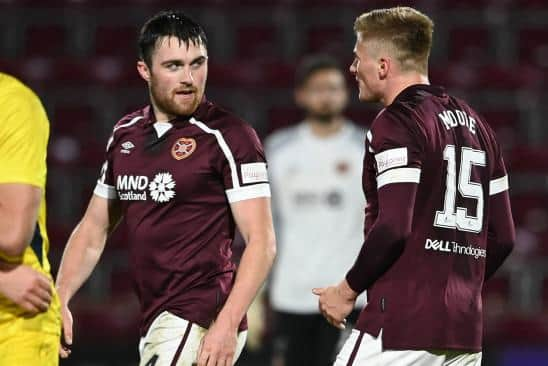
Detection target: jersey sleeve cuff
<box><xmin>489</xmin><ymin>175</ymin><xmax>509</xmax><ymax>196</ymax></box>
<box><xmin>0</xmin><ymin>173</ymin><xmax>44</xmax><ymax>189</ymax></box>
<box><xmin>377</xmin><ymin>167</ymin><xmax>421</xmax><ymax>188</ymax></box>
<box><xmin>93</xmin><ymin>181</ymin><xmax>118</xmax><ymax>199</ymax></box>
<box><xmin>226</xmin><ymin>183</ymin><xmax>271</xmax><ymax>203</ymax></box>
<box><xmin>345</xmin><ymin>270</ymin><xmax>365</xmax><ymax>295</ymax></box>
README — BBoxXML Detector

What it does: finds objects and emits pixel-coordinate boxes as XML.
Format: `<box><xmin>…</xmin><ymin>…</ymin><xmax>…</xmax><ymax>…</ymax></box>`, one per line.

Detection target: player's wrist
<box><xmin>338</xmin><ymin>279</ymin><xmax>358</xmax><ymax>301</ymax></box>
<box><xmin>55</xmin><ymin>286</ymin><xmax>72</xmax><ymax>306</ymax></box>
<box><xmin>215</xmin><ymin>309</ymin><xmax>241</xmax><ymax>332</ymax></box>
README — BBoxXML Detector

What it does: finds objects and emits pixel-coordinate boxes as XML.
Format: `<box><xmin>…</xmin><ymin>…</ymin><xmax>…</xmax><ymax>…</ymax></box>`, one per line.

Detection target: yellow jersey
<box><xmin>0</xmin><ymin>72</ymin><xmax>60</xmax><ymax>337</ymax></box>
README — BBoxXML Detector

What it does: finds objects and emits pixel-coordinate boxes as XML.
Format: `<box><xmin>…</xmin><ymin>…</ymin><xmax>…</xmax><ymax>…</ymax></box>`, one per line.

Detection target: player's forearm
<box><xmin>346</xmin><ymin>221</ymin><xmax>407</xmax><ymax>293</ymax></box>
<box><xmin>216</xmin><ymin>231</ymin><xmax>276</xmax><ymax>330</ymax></box>
<box><xmin>0</xmin><ymin>228</ymin><xmax>31</xmax><ymax>259</ymax></box>
<box><xmin>346</xmin><ymin>183</ymin><xmax>416</xmax><ymax>293</ymax></box>
<box><xmin>55</xmin><ymin>221</ymin><xmax>107</xmax><ymax>304</ymax></box>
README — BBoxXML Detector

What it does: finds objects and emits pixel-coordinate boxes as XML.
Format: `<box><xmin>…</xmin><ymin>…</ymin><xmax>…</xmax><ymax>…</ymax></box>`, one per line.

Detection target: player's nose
<box><xmin>349</xmin><ymin>63</ymin><xmax>356</xmax><ymax>75</ymax></box>
<box><xmin>180</xmin><ymin>67</ymin><xmax>194</xmax><ymax>84</ymax></box>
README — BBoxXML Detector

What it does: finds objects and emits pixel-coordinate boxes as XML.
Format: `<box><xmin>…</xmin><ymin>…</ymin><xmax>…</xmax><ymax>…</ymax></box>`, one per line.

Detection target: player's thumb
<box><xmin>312</xmin><ymin>288</ymin><xmax>323</xmax><ymax>296</ymax></box>
<box><xmin>63</xmin><ymin>311</ymin><xmax>73</xmax><ymax>345</ymax></box>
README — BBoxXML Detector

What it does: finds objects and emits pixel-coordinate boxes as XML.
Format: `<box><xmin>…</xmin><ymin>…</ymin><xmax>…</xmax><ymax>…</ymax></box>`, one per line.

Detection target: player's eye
<box><xmin>190</xmin><ymin>58</ymin><xmax>206</xmax><ymax>70</ymax></box>
<box><xmin>166</xmin><ymin>63</ymin><xmax>181</xmax><ymax>71</ymax></box>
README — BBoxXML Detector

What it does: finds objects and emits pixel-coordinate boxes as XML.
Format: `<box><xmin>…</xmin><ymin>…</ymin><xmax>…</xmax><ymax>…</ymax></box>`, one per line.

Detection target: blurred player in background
<box><xmin>0</xmin><ymin>72</ymin><xmax>60</xmax><ymax>365</ymax></box>
<box><xmin>266</xmin><ymin>55</ymin><xmax>367</xmax><ymax>366</ymax></box>
<box><xmin>314</xmin><ymin>6</ymin><xmax>515</xmax><ymax>366</ymax></box>
<box><xmin>55</xmin><ymin>10</ymin><xmax>276</xmax><ymax>366</ymax></box>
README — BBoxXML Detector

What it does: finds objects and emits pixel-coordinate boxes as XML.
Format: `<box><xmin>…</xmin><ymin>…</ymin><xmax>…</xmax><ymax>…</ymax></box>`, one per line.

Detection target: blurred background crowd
<box><xmin>0</xmin><ymin>0</ymin><xmax>547</xmax><ymax>365</ymax></box>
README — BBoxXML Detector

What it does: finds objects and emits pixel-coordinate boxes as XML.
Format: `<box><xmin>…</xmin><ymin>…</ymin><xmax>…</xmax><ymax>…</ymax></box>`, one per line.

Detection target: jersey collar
<box><xmin>392</xmin><ymin>84</ymin><xmax>446</xmax><ymax>105</ymax></box>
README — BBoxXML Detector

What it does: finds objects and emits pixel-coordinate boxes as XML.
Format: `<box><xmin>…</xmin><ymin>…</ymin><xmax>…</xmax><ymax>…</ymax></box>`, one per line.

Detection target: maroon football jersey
<box><xmin>349</xmin><ymin>85</ymin><xmax>509</xmax><ymax>351</ymax></box>
<box><xmin>93</xmin><ymin>100</ymin><xmax>270</xmax><ymax>336</ymax></box>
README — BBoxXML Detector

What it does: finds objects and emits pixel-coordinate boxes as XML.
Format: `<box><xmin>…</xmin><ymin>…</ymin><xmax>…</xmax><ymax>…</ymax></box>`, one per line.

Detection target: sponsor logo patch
<box><xmin>375</xmin><ymin>147</ymin><xmax>408</xmax><ymax>174</ymax></box>
<box><xmin>425</xmin><ymin>238</ymin><xmax>486</xmax><ymax>259</ymax></box>
<box><xmin>149</xmin><ymin>172</ymin><xmax>176</xmax><ymax>203</ymax></box>
<box><xmin>116</xmin><ymin>172</ymin><xmax>176</xmax><ymax>203</ymax></box>
<box><xmin>241</xmin><ymin>163</ymin><xmax>268</xmax><ymax>184</ymax></box>
<box><xmin>171</xmin><ymin>137</ymin><xmax>196</xmax><ymax>160</ymax></box>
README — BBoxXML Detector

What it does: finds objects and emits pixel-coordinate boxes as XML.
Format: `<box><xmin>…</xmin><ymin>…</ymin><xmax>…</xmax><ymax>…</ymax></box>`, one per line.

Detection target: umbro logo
<box><xmin>121</xmin><ymin>141</ymin><xmax>135</xmax><ymax>154</ymax></box>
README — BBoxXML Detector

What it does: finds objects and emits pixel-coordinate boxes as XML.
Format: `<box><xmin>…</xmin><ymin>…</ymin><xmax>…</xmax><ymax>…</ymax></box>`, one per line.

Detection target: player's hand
<box><xmin>313</xmin><ymin>280</ymin><xmax>357</xmax><ymax>329</ymax></box>
<box><xmin>0</xmin><ymin>263</ymin><xmax>52</xmax><ymax>315</ymax></box>
<box><xmin>59</xmin><ymin>302</ymin><xmax>73</xmax><ymax>358</ymax></box>
<box><xmin>197</xmin><ymin>317</ymin><xmax>238</xmax><ymax>366</ymax></box>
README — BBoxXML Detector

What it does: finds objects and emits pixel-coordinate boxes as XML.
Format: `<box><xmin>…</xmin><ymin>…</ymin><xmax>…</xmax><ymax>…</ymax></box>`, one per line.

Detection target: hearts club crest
<box><xmin>171</xmin><ymin>137</ymin><xmax>196</xmax><ymax>160</ymax></box>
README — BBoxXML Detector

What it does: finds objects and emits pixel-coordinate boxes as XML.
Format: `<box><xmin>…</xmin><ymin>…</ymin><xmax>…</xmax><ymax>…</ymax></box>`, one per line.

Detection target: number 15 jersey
<box><xmin>357</xmin><ymin>84</ymin><xmax>510</xmax><ymax>351</ymax></box>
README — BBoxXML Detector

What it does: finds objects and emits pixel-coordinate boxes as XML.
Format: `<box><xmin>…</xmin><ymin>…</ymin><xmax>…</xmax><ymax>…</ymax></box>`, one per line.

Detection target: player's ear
<box><xmin>378</xmin><ymin>56</ymin><xmax>390</xmax><ymax>80</ymax></box>
<box><xmin>137</xmin><ymin>60</ymin><xmax>151</xmax><ymax>83</ymax></box>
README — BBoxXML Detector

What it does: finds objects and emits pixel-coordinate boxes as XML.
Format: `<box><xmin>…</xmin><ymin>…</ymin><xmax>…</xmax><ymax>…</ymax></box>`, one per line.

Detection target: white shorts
<box><xmin>138</xmin><ymin>311</ymin><xmax>248</xmax><ymax>366</ymax></box>
<box><xmin>334</xmin><ymin>329</ymin><xmax>482</xmax><ymax>366</ymax></box>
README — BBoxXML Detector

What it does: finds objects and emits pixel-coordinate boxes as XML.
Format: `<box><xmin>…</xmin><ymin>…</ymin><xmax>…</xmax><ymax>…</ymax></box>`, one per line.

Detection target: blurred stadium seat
<box><xmin>518</xmin><ymin>28</ymin><xmax>548</xmax><ymax>67</ymax></box>
<box><xmin>24</xmin><ymin>25</ymin><xmax>68</xmax><ymax>56</ymax></box>
<box><xmin>444</xmin><ymin>0</ymin><xmax>498</xmax><ymax>9</ymax></box>
<box><xmin>447</xmin><ymin>27</ymin><xmax>492</xmax><ymax>64</ymax></box>
<box><xmin>94</xmin><ymin>26</ymin><xmax>139</xmax><ymax>57</ymax></box>
<box><xmin>236</xmin><ymin>25</ymin><xmax>278</xmax><ymax>60</ymax></box>
<box><xmin>509</xmin><ymin>147</ymin><xmax>548</xmax><ymax>173</ymax></box>
<box><xmin>516</xmin><ymin>0</ymin><xmax>548</xmax><ymax>8</ymax></box>
<box><xmin>52</xmin><ymin>104</ymin><xmax>95</xmax><ymax>135</ymax></box>
<box><xmin>305</xmin><ymin>25</ymin><xmax>346</xmax><ymax>54</ymax></box>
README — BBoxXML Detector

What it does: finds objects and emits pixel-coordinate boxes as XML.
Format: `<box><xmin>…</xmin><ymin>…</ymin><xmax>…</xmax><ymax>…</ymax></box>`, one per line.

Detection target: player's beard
<box><xmin>149</xmin><ymin>80</ymin><xmax>203</xmax><ymax>118</ymax></box>
<box><xmin>309</xmin><ymin>111</ymin><xmax>337</xmax><ymax>123</ymax></box>
<box><xmin>308</xmin><ymin>105</ymin><xmax>343</xmax><ymax>124</ymax></box>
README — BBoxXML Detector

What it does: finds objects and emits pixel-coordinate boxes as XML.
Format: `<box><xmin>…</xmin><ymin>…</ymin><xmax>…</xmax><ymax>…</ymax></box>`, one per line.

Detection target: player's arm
<box><xmin>0</xmin><ymin>86</ymin><xmax>53</xmax><ymax>314</ymax></box>
<box><xmin>484</xmin><ymin>180</ymin><xmax>515</xmax><ymax>280</ymax></box>
<box><xmin>314</xmin><ymin>111</ymin><xmax>422</xmax><ymax>328</ymax></box>
<box><xmin>483</xmin><ymin>136</ymin><xmax>515</xmax><ymax>280</ymax></box>
<box><xmin>197</xmin><ymin>196</ymin><xmax>276</xmax><ymax>366</ymax></box>
<box><xmin>0</xmin><ymin>184</ymin><xmax>42</xmax><ymax>258</ymax></box>
<box><xmin>55</xmin><ymin>194</ymin><xmax>122</xmax><ymax>357</ymax></box>
<box><xmin>0</xmin><ymin>184</ymin><xmax>53</xmax><ymax>314</ymax></box>
<box><xmin>346</xmin><ymin>183</ymin><xmax>416</xmax><ymax>292</ymax></box>
<box><xmin>222</xmin><ymin>197</ymin><xmax>277</xmax><ymax>327</ymax></box>
<box><xmin>55</xmin><ymin>194</ymin><xmax>121</xmax><ymax>304</ymax></box>
<box><xmin>314</xmin><ymin>182</ymin><xmax>417</xmax><ymax>328</ymax></box>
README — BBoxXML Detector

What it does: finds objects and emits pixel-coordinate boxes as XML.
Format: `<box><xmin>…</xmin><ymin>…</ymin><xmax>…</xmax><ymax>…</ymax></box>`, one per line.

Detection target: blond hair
<box><xmin>354</xmin><ymin>7</ymin><xmax>434</xmax><ymax>74</ymax></box>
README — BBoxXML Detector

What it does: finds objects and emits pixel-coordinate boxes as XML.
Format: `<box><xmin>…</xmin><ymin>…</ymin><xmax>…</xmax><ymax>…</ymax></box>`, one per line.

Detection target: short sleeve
<box><xmin>93</xmin><ymin>133</ymin><xmax>118</xmax><ymax>200</ymax></box>
<box><xmin>370</xmin><ymin>109</ymin><xmax>425</xmax><ymax>189</ymax></box>
<box><xmin>0</xmin><ymin>89</ymin><xmax>49</xmax><ymax>188</ymax></box>
<box><xmin>488</xmin><ymin>141</ymin><xmax>509</xmax><ymax>197</ymax></box>
<box><xmin>219</xmin><ymin>124</ymin><xmax>271</xmax><ymax>203</ymax></box>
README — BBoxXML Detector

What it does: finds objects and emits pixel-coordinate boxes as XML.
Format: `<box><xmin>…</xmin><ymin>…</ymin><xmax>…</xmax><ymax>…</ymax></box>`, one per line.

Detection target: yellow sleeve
<box><xmin>0</xmin><ymin>88</ymin><xmax>50</xmax><ymax>188</ymax></box>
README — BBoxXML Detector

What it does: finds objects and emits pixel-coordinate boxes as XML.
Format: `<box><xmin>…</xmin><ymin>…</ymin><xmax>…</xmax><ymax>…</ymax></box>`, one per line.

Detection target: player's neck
<box><xmin>382</xmin><ymin>73</ymin><xmax>430</xmax><ymax>106</ymax></box>
<box><xmin>151</xmin><ymin>104</ymin><xmax>176</xmax><ymax>123</ymax></box>
<box><xmin>306</xmin><ymin>116</ymin><xmax>345</xmax><ymax>138</ymax></box>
